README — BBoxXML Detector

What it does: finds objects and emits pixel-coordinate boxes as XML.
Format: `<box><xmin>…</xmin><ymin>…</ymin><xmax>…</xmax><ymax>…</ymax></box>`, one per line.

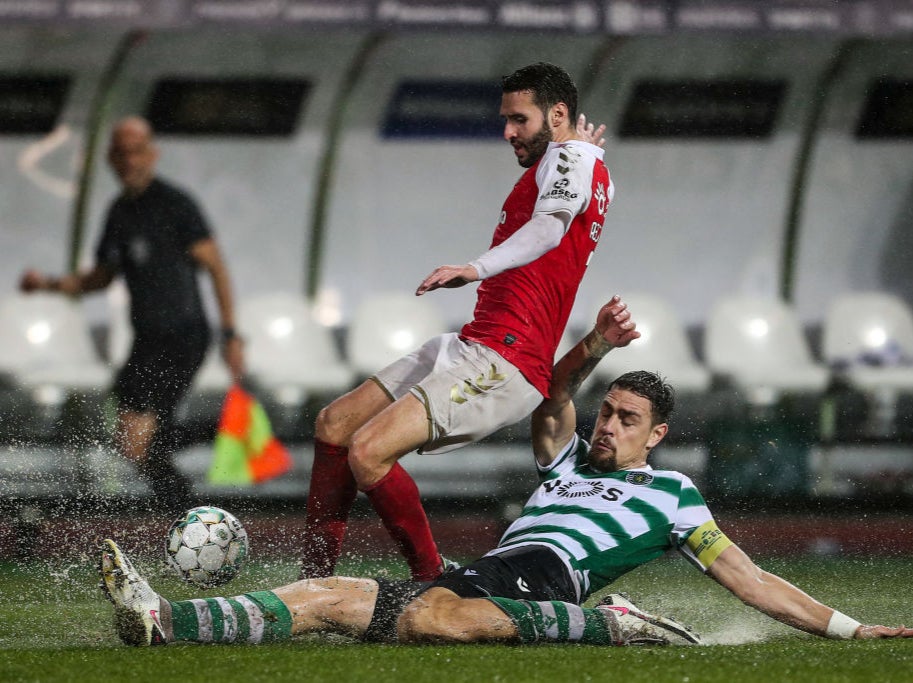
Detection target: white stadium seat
<box><xmin>704</xmin><ymin>295</ymin><xmax>829</xmax><ymax>405</ymax></box>
<box><xmin>239</xmin><ymin>292</ymin><xmax>354</xmax><ymax>404</ymax></box>
<box><xmin>589</xmin><ymin>293</ymin><xmax>712</xmax><ymax>394</ymax></box>
<box><xmin>0</xmin><ymin>292</ymin><xmax>110</xmax><ymax>392</ymax></box>
<box><xmin>104</xmin><ymin>281</ymin><xmax>132</xmax><ymax>368</ymax></box>
<box><xmin>346</xmin><ymin>290</ymin><xmax>447</xmax><ymax>377</ymax></box>
<box><xmin>191</xmin><ymin>347</ymin><xmax>233</xmax><ymax>394</ymax></box>
<box><xmin>822</xmin><ymin>291</ymin><xmax>913</xmax><ymax>392</ymax></box>
<box><xmin>822</xmin><ymin>291</ymin><xmax>913</xmax><ymax>436</ymax></box>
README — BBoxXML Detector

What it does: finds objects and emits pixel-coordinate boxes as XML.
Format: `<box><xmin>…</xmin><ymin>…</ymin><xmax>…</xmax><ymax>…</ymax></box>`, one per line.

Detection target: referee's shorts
<box><xmin>113</xmin><ymin>324</ymin><xmax>210</xmax><ymax>417</ymax></box>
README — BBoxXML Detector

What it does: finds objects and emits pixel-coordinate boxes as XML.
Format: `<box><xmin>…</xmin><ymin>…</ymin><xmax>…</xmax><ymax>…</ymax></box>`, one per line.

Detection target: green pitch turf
<box><xmin>1</xmin><ymin>552</ymin><xmax>911</xmax><ymax>682</ymax></box>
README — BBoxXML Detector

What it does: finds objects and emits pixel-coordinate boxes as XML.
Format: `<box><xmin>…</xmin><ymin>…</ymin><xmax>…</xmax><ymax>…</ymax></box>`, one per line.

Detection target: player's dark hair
<box><xmin>609</xmin><ymin>371</ymin><xmax>675</xmax><ymax>425</ymax></box>
<box><xmin>502</xmin><ymin>62</ymin><xmax>578</xmax><ymax>120</ymax></box>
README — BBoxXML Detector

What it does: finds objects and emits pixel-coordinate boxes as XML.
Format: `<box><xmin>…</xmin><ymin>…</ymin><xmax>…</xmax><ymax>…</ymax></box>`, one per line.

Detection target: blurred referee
<box><xmin>20</xmin><ymin>116</ymin><xmax>244</xmax><ymax>513</ymax></box>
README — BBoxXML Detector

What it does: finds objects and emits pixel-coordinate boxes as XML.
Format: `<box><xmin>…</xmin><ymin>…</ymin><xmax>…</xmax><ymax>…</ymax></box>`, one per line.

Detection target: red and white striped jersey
<box><xmin>461</xmin><ymin>140</ymin><xmax>613</xmax><ymax>397</ymax></box>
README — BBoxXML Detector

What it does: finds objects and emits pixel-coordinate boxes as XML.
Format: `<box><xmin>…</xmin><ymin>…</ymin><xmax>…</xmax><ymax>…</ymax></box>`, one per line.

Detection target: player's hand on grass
<box><xmin>854</xmin><ymin>624</ymin><xmax>913</xmax><ymax>639</ymax></box>
<box><xmin>416</xmin><ymin>264</ymin><xmax>479</xmax><ymax>295</ymax></box>
<box><xmin>594</xmin><ymin>295</ymin><xmax>640</xmax><ymax>348</ymax></box>
<box><xmin>577</xmin><ymin>114</ymin><xmax>606</xmax><ymax>148</ymax></box>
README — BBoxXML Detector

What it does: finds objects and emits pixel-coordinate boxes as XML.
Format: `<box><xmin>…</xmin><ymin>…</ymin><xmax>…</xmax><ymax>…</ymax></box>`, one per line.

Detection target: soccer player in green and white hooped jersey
<box><xmin>99</xmin><ymin>297</ymin><xmax>913</xmax><ymax>648</ymax></box>
<box><xmin>493</xmin><ymin>430</ymin><xmax>721</xmax><ymax>604</ymax></box>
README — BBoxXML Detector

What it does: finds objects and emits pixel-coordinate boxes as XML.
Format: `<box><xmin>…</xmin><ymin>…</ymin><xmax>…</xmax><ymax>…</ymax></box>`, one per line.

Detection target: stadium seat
<box><xmin>821</xmin><ymin>291</ymin><xmax>913</xmax><ymax>436</ymax></box>
<box><xmin>822</xmin><ymin>291</ymin><xmax>913</xmax><ymax>389</ymax></box>
<box><xmin>239</xmin><ymin>292</ymin><xmax>354</xmax><ymax>403</ymax></box>
<box><xmin>104</xmin><ymin>282</ymin><xmax>132</xmax><ymax>368</ymax></box>
<box><xmin>0</xmin><ymin>293</ymin><xmax>110</xmax><ymax>392</ymax></box>
<box><xmin>0</xmin><ymin>293</ymin><xmax>111</xmax><ymax>442</ymax></box>
<box><xmin>704</xmin><ymin>295</ymin><xmax>829</xmax><ymax>405</ymax></box>
<box><xmin>346</xmin><ymin>290</ymin><xmax>447</xmax><ymax>377</ymax></box>
<box><xmin>588</xmin><ymin>293</ymin><xmax>712</xmax><ymax>394</ymax></box>
<box><xmin>191</xmin><ymin>347</ymin><xmax>232</xmax><ymax>393</ymax></box>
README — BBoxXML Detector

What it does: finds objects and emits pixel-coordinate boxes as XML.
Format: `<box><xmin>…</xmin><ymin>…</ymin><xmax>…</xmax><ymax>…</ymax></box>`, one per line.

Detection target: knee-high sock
<box><xmin>363</xmin><ymin>463</ymin><xmax>441</xmax><ymax>581</ymax></box>
<box><xmin>300</xmin><ymin>439</ymin><xmax>357</xmax><ymax>578</ymax></box>
<box><xmin>487</xmin><ymin>598</ymin><xmax>616</xmax><ymax>645</ymax></box>
<box><xmin>169</xmin><ymin>591</ymin><xmax>293</xmax><ymax>644</ymax></box>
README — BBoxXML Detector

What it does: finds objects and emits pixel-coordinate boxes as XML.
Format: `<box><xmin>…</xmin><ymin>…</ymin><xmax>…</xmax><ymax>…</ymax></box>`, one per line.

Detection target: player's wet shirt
<box><xmin>490</xmin><ymin>433</ymin><xmax>727</xmax><ymax>601</ymax></box>
<box><xmin>461</xmin><ymin>140</ymin><xmax>613</xmax><ymax>398</ymax></box>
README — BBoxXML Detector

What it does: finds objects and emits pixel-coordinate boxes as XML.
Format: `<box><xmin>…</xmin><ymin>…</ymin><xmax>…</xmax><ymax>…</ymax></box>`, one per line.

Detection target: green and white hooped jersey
<box><xmin>489</xmin><ymin>433</ymin><xmax>723</xmax><ymax>602</ymax></box>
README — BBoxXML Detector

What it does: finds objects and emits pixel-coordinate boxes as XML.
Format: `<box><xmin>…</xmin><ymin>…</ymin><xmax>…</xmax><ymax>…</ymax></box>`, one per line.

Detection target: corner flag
<box><xmin>208</xmin><ymin>384</ymin><xmax>293</xmax><ymax>485</ymax></box>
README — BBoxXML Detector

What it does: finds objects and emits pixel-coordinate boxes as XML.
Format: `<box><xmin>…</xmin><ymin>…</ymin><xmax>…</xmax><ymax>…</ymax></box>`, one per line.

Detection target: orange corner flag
<box><xmin>208</xmin><ymin>385</ymin><xmax>293</xmax><ymax>486</ymax></box>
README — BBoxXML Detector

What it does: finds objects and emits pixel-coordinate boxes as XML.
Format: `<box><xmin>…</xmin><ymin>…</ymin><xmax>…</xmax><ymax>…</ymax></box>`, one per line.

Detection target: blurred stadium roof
<box><xmin>2</xmin><ymin>0</ymin><xmax>912</xmax><ymax>37</ymax></box>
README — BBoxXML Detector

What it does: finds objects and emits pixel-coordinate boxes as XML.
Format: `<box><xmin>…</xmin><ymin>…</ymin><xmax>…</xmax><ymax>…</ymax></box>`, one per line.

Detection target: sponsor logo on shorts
<box><xmin>450</xmin><ymin>363</ymin><xmax>507</xmax><ymax>405</ymax></box>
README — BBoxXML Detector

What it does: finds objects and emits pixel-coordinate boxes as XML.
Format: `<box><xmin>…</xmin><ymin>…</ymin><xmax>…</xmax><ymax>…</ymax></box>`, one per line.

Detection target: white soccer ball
<box><xmin>165</xmin><ymin>506</ymin><xmax>248</xmax><ymax>588</ymax></box>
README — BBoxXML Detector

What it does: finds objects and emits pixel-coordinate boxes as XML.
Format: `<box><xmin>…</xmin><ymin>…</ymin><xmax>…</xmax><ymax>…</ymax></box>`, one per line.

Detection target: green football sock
<box><xmin>170</xmin><ymin>590</ymin><xmax>293</xmax><ymax>644</ymax></box>
<box><xmin>487</xmin><ymin>598</ymin><xmax>613</xmax><ymax>645</ymax></box>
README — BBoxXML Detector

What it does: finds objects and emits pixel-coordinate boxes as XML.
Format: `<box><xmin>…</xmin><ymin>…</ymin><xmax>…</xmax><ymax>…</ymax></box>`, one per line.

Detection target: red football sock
<box><xmin>300</xmin><ymin>438</ymin><xmax>357</xmax><ymax>578</ymax></box>
<box><xmin>363</xmin><ymin>463</ymin><xmax>441</xmax><ymax>581</ymax></box>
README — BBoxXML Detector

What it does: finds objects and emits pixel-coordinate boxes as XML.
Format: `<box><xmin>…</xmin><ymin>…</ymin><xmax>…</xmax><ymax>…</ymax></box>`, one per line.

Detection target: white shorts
<box><xmin>372</xmin><ymin>333</ymin><xmax>543</xmax><ymax>454</ymax></box>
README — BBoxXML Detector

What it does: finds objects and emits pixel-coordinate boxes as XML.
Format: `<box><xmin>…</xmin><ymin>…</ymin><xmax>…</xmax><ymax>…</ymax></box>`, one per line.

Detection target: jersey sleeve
<box><xmin>669</xmin><ymin>475</ymin><xmax>733</xmax><ymax>572</ymax></box>
<box><xmin>532</xmin><ymin>142</ymin><xmax>598</xmax><ymax>221</ymax></box>
<box><xmin>174</xmin><ymin>193</ymin><xmax>212</xmax><ymax>249</ymax></box>
<box><xmin>535</xmin><ymin>432</ymin><xmax>581</xmax><ymax>481</ymax></box>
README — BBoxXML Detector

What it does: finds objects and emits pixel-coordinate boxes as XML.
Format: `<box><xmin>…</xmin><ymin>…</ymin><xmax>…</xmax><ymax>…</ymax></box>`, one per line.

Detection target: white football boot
<box><xmin>99</xmin><ymin>539</ymin><xmax>168</xmax><ymax>646</ymax></box>
<box><xmin>597</xmin><ymin>593</ymin><xmax>702</xmax><ymax>646</ymax></box>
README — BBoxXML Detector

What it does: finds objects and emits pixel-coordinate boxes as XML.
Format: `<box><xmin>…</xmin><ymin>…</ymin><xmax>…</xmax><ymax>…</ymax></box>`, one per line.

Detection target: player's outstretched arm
<box><xmin>415</xmin><ymin>264</ymin><xmax>479</xmax><ymax>295</ymax></box>
<box><xmin>416</xmin><ymin>211</ymin><xmax>568</xmax><ymax>296</ymax></box>
<box><xmin>707</xmin><ymin>543</ymin><xmax>913</xmax><ymax>640</ymax></box>
<box><xmin>20</xmin><ymin>265</ymin><xmax>113</xmax><ymax>296</ymax></box>
<box><xmin>531</xmin><ymin>295</ymin><xmax>639</xmax><ymax>466</ymax></box>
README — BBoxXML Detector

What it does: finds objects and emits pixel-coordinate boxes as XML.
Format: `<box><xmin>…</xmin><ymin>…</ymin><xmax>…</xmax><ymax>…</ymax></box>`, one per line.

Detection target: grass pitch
<box><xmin>1</xmin><ymin>552</ymin><xmax>912</xmax><ymax>683</ymax></box>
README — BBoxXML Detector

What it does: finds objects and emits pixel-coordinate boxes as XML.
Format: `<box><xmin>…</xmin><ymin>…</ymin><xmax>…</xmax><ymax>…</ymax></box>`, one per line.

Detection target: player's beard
<box><xmin>516</xmin><ymin>120</ymin><xmax>552</xmax><ymax>168</ymax></box>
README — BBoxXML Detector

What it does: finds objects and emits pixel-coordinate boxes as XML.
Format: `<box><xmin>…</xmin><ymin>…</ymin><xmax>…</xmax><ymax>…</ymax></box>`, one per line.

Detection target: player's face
<box><xmin>587</xmin><ymin>388</ymin><xmax>667</xmax><ymax>472</ymax></box>
<box><xmin>108</xmin><ymin>127</ymin><xmax>157</xmax><ymax>194</ymax></box>
<box><xmin>501</xmin><ymin>90</ymin><xmax>552</xmax><ymax>168</ymax></box>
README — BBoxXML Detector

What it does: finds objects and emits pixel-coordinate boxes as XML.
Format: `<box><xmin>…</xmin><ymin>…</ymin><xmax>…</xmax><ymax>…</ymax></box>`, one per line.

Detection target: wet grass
<box><xmin>1</xmin><ymin>553</ymin><xmax>912</xmax><ymax>682</ymax></box>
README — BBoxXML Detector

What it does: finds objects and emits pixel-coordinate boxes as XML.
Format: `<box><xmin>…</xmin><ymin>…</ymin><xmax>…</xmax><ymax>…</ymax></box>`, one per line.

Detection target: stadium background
<box><xmin>1</xmin><ymin>0</ymin><xmax>912</xmax><ymax>564</ymax></box>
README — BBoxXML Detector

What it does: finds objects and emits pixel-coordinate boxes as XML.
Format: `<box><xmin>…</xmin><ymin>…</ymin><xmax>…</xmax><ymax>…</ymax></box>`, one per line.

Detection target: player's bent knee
<box><xmin>315</xmin><ymin>401</ymin><xmax>351</xmax><ymax>444</ymax></box>
<box><xmin>346</xmin><ymin>438</ymin><xmax>384</xmax><ymax>487</ymax></box>
<box><xmin>397</xmin><ymin>591</ymin><xmax>475</xmax><ymax>644</ymax></box>
<box><xmin>397</xmin><ymin>599</ymin><xmax>450</xmax><ymax>643</ymax></box>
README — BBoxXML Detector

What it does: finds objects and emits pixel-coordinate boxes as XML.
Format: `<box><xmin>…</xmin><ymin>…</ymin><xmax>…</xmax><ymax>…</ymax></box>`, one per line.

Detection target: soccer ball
<box><xmin>165</xmin><ymin>506</ymin><xmax>248</xmax><ymax>588</ymax></box>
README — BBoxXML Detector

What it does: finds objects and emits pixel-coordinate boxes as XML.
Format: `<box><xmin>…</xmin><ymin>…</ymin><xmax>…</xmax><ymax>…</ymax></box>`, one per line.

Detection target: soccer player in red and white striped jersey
<box><xmin>301</xmin><ymin>63</ymin><xmax>619</xmax><ymax>583</ymax></box>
